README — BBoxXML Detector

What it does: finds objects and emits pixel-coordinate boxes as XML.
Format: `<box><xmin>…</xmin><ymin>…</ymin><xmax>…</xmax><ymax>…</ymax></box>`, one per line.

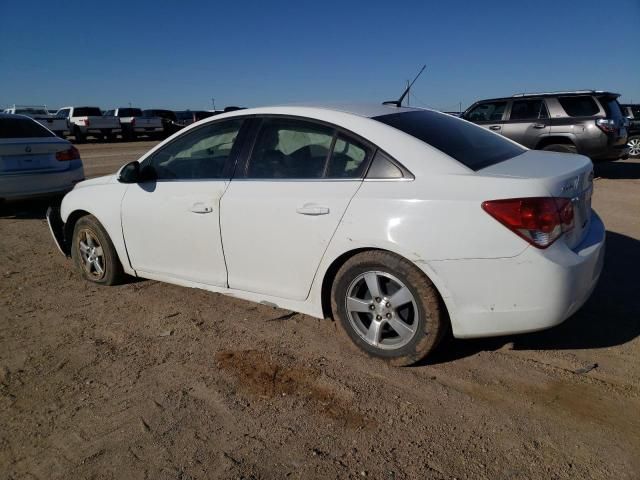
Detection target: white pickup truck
<box><xmin>56</xmin><ymin>107</ymin><xmax>121</xmax><ymax>143</ymax></box>
<box><xmin>3</xmin><ymin>105</ymin><xmax>70</xmax><ymax>138</ymax></box>
<box><xmin>104</xmin><ymin>108</ymin><xmax>163</xmax><ymax>140</ymax></box>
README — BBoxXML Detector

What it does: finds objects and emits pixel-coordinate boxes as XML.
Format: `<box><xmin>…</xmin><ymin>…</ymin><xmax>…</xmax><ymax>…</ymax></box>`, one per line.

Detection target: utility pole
<box><xmin>128</xmin><ymin>101</ymin><xmax>132</xmax><ymax>108</ymax></box>
<box><xmin>459</xmin><ymin>101</ymin><xmax>462</xmax><ymax>114</ymax></box>
<box><xmin>211</xmin><ymin>97</ymin><xmax>216</xmax><ymax>110</ymax></box>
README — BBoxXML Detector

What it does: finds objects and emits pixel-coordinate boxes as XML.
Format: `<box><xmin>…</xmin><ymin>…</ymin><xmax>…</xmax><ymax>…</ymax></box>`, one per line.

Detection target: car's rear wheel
<box><xmin>71</xmin><ymin>215</ymin><xmax>124</xmax><ymax>285</ymax></box>
<box><xmin>541</xmin><ymin>144</ymin><xmax>577</xmax><ymax>154</ymax></box>
<box><xmin>331</xmin><ymin>251</ymin><xmax>447</xmax><ymax>366</ymax></box>
<box><xmin>627</xmin><ymin>136</ymin><xmax>640</xmax><ymax>158</ymax></box>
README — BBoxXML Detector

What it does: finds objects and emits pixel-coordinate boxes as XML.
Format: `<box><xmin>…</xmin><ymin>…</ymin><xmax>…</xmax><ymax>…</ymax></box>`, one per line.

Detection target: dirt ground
<box><xmin>1</xmin><ymin>142</ymin><xmax>639</xmax><ymax>479</ymax></box>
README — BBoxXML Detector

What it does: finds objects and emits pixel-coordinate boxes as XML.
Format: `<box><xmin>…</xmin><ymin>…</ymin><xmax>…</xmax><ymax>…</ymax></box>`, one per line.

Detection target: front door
<box><xmin>463</xmin><ymin>100</ymin><xmax>508</xmax><ymax>136</ymax></box>
<box><xmin>220</xmin><ymin>117</ymin><xmax>371</xmax><ymax>301</ymax></box>
<box><xmin>121</xmin><ymin>119</ymin><xmax>244</xmax><ymax>286</ymax></box>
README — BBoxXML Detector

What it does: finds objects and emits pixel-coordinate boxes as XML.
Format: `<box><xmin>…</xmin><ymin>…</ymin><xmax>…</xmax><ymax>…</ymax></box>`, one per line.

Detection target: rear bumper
<box><xmin>428</xmin><ymin>211</ymin><xmax>606</xmax><ymax>338</ymax></box>
<box><xmin>0</xmin><ymin>163</ymin><xmax>84</xmax><ymax>200</ymax></box>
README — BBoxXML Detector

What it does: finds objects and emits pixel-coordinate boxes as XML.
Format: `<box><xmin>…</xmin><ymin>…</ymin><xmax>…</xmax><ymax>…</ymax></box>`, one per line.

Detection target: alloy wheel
<box><xmin>345</xmin><ymin>271</ymin><xmax>419</xmax><ymax>350</ymax></box>
<box><xmin>628</xmin><ymin>138</ymin><xmax>640</xmax><ymax>157</ymax></box>
<box><xmin>78</xmin><ymin>229</ymin><xmax>105</xmax><ymax>280</ymax></box>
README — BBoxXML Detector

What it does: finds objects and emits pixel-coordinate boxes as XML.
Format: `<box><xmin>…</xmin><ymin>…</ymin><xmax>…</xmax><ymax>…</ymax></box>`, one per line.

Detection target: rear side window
<box><xmin>509</xmin><ymin>99</ymin><xmax>548</xmax><ymax>120</ymax></box>
<box><xmin>74</xmin><ymin>107</ymin><xmax>102</xmax><ymax>116</ymax></box>
<box><xmin>374</xmin><ymin>110</ymin><xmax>525</xmax><ymax>171</ymax></box>
<box><xmin>465</xmin><ymin>101</ymin><xmax>507</xmax><ymax>122</ymax></box>
<box><xmin>0</xmin><ymin>117</ymin><xmax>55</xmax><ymax>138</ymax></box>
<box><xmin>327</xmin><ymin>136</ymin><xmax>369</xmax><ymax>178</ymax></box>
<box><xmin>558</xmin><ymin>96</ymin><xmax>599</xmax><ymax>117</ymax></box>
<box><xmin>598</xmin><ymin>97</ymin><xmax>623</xmax><ymax>119</ymax></box>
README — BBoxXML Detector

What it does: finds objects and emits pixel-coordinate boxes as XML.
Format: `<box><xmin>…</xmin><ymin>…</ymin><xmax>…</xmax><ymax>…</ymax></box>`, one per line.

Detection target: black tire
<box><xmin>331</xmin><ymin>251</ymin><xmax>448</xmax><ymax>366</ymax></box>
<box><xmin>74</xmin><ymin>127</ymin><xmax>86</xmax><ymax>144</ymax></box>
<box><xmin>627</xmin><ymin>135</ymin><xmax>640</xmax><ymax>158</ymax></box>
<box><xmin>71</xmin><ymin>215</ymin><xmax>125</xmax><ymax>286</ymax></box>
<box><xmin>541</xmin><ymin>143</ymin><xmax>577</xmax><ymax>154</ymax></box>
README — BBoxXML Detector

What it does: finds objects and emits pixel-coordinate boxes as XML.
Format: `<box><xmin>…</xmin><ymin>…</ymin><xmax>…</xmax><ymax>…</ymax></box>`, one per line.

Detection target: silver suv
<box><xmin>462</xmin><ymin>90</ymin><xmax>629</xmax><ymax>161</ymax></box>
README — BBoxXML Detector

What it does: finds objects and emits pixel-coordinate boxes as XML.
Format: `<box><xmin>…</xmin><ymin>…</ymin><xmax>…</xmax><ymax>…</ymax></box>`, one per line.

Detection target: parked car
<box><xmin>620</xmin><ymin>104</ymin><xmax>640</xmax><ymax>158</ymax></box>
<box><xmin>143</xmin><ymin>109</ymin><xmax>183</xmax><ymax>137</ymax></box>
<box><xmin>3</xmin><ymin>105</ymin><xmax>70</xmax><ymax>138</ymax></box>
<box><xmin>462</xmin><ymin>90</ymin><xmax>629</xmax><ymax>161</ymax></box>
<box><xmin>56</xmin><ymin>106</ymin><xmax>122</xmax><ymax>143</ymax></box>
<box><xmin>174</xmin><ymin>110</ymin><xmax>216</xmax><ymax>127</ymax></box>
<box><xmin>46</xmin><ymin>104</ymin><xmax>604</xmax><ymax>365</ymax></box>
<box><xmin>0</xmin><ymin>114</ymin><xmax>84</xmax><ymax>201</ymax></box>
<box><xmin>104</xmin><ymin>108</ymin><xmax>164</xmax><ymax>140</ymax></box>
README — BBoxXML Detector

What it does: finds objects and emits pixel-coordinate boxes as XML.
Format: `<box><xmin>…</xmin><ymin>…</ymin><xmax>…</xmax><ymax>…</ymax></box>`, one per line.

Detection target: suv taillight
<box><xmin>56</xmin><ymin>146</ymin><xmax>81</xmax><ymax>161</ymax></box>
<box><xmin>596</xmin><ymin>118</ymin><xmax>617</xmax><ymax>133</ymax></box>
<box><xmin>482</xmin><ymin>197</ymin><xmax>574</xmax><ymax>249</ymax></box>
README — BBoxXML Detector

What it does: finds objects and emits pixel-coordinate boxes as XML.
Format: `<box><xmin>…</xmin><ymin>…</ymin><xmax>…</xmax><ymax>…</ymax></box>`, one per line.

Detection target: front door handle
<box><xmin>296</xmin><ymin>204</ymin><xmax>330</xmax><ymax>216</ymax></box>
<box><xmin>190</xmin><ymin>202</ymin><xmax>213</xmax><ymax>214</ymax></box>
<box><xmin>489</xmin><ymin>125</ymin><xmax>501</xmax><ymax>131</ymax></box>
<box><xmin>532</xmin><ymin>123</ymin><xmax>546</xmax><ymax>129</ymax></box>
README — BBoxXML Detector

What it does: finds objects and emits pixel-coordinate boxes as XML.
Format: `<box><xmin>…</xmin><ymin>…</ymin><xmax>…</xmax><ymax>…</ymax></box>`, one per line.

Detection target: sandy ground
<box><xmin>1</xmin><ymin>142</ymin><xmax>639</xmax><ymax>479</ymax></box>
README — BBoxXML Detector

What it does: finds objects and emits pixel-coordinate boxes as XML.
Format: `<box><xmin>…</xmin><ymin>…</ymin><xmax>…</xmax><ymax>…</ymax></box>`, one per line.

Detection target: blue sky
<box><xmin>1</xmin><ymin>0</ymin><xmax>638</xmax><ymax>111</ymax></box>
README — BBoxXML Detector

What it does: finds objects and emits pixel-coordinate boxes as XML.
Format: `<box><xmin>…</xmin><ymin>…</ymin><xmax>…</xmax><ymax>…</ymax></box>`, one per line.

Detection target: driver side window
<box><xmin>144</xmin><ymin>119</ymin><xmax>243</xmax><ymax>180</ymax></box>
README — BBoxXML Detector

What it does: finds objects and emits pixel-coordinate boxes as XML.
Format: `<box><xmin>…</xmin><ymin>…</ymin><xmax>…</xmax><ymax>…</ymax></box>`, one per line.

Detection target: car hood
<box><xmin>74</xmin><ymin>174</ymin><xmax>116</xmax><ymax>188</ymax></box>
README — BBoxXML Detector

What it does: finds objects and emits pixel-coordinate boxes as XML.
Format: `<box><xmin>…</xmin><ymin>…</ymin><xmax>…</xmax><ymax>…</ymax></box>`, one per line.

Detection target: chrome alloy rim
<box><xmin>78</xmin><ymin>229</ymin><xmax>105</xmax><ymax>280</ymax></box>
<box><xmin>628</xmin><ymin>138</ymin><xmax>640</xmax><ymax>157</ymax></box>
<box><xmin>345</xmin><ymin>271</ymin><xmax>419</xmax><ymax>350</ymax></box>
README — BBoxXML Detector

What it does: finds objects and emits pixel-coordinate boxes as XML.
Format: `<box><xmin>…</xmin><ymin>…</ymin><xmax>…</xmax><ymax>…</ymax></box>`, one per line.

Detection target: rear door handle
<box><xmin>190</xmin><ymin>202</ymin><xmax>213</xmax><ymax>214</ymax></box>
<box><xmin>489</xmin><ymin>125</ymin><xmax>501</xmax><ymax>131</ymax></box>
<box><xmin>296</xmin><ymin>204</ymin><xmax>330</xmax><ymax>216</ymax></box>
<box><xmin>532</xmin><ymin>123</ymin><xmax>546</xmax><ymax>129</ymax></box>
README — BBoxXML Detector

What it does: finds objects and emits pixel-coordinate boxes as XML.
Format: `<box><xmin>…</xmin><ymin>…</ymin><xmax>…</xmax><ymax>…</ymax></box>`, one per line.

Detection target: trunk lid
<box><xmin>479</xmin><ymin>150</ymin><xmax>594</xmax><ymax>249</ymax></box>
<box><xmin>0</xmin><ymin>137</ymin><xmax>72</xmax><ymax>173</ymax></box>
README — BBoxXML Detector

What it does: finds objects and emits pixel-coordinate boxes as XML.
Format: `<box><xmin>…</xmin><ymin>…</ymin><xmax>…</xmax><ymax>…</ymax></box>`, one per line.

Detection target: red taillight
<box><xmin>82</xmin><ymin>118</ymin><xmax>90</xmax><ymax>127</ymax></box>
<box><xmin>596</xmin><ymin>118</ymin><xmax>616</xmax><ymax>133</ymax></box>
<box><xmin>482</xmin><ymin>197</ymin><xmax>574</xmax><ymax>248</ymax></box>
<box><xmin>56</xmin><ymin>146</ymin><xmax>81</xmax><ymax>161</ymax></box>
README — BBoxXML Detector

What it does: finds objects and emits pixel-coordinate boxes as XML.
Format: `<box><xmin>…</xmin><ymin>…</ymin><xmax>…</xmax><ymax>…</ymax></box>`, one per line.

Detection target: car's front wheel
<box><xmin>628</xmin><ymin>136</ymin><xmax>640</xmax><ymax>158</ymax></box>
<box><xmin>331</xmin><ymin>251</ymin><xmax>447</xmax><ymax>366</ymax></box>
<box><xmin>71</xmin><ymin>215</ymin><xmax>124</xmax><ymax>285</ymax></box>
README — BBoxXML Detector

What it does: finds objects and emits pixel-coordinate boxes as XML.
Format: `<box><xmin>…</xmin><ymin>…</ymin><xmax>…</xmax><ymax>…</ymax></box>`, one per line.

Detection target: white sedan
<box><xmin>0</xmin><ymin>114</ymin><xmax>84</xmax><ymax>201</ymax></box>
<box><xmin>47</xmin><ymin>104</ymin><xmax>605</xmax><ymax>365</ymax></box>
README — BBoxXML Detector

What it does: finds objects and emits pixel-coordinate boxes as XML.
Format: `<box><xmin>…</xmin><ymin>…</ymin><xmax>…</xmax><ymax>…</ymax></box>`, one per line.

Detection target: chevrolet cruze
<box><xmin>47</xmin><ymin>104</ymin><xmax>605</xmax><ymax>365</ymax></box>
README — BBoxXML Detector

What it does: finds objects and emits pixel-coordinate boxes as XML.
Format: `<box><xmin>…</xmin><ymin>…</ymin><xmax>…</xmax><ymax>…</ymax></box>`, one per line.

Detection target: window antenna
<box><xmin>383</xmin><ymin>64</ymin><xmax>426</xmax><ymax>108</ymax></box>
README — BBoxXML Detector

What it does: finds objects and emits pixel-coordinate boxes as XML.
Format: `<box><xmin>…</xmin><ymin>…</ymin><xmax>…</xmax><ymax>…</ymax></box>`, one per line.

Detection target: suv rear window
<box><xmin>0</xmin><ymin>117</ymin><xmax>55</xmax><ymax>138</ymax></box>
<box><xmin>374</xmin><ymin>110</ymin><xmax>525</xmax><ymax>171</ymax></box>
<box><xmin>74</xmin><ymin>107</ymin><xmax>102</xmax><ymax>116</ymax></box>
<box><xmin>558</xmin><ymin>96</ymin><xmax>599</xmax><ymax>117</ymax></box>
<box><xmin>597</xmin><ymin>97</ymin><xmax>623</xmax><ymax>119</ymax></box>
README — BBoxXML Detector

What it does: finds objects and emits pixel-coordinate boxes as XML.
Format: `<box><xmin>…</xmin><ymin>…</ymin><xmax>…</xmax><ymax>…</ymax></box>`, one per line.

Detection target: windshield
<box><xmin>373</xmin><ymin>110</ymin><xmax>525</xmax><ymax>171</ymax></box>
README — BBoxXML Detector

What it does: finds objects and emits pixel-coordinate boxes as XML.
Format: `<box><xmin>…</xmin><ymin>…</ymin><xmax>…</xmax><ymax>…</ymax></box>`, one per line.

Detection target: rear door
<box><xmin>463</xmin><ymin>100</ymin><xmax>508</xmax><ymax>136</ymax></box>
<box><xmin>220</xmin><ymin>116</ymin><xmax>371</xmax><ymax>301</ymax></box>
<box><xmin>501</xmin><ymin>98</ymin><xmax>550</xmax><ymax>148</ymax></box>
<box><xmin>121</xmin><ymin>118</ymin><xmax>246</xmax><ymax>286</ymax></box>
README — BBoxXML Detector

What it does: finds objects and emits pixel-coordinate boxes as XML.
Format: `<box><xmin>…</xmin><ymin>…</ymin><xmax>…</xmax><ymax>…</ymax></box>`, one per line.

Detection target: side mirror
<box><xmin>117</xmin><ymin>161</ymin><xmax>140</xmax><ymax>183</ymax></box>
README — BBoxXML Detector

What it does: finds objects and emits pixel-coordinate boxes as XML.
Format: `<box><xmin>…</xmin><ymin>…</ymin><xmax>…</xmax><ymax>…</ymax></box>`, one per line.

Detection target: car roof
<box><xmin>272</xmin><ymin>103</ymin><xmax>423</xmax><ymax>118</ymax></box>
<box><xmin>469</xmin><ymin>91</ymin><xmax>621</xmax><ymax>105</ymax></box>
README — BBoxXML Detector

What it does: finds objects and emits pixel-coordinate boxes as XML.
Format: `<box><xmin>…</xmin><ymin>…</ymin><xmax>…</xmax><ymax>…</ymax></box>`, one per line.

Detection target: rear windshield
<box><xmin>74</xmin><ymin>107</ymin><xmax>102</xmax><ymax>116</ymax></box>
<box><xmin>0</xmin><ymin>117</ymin><xmax>55</xmax><ymax>138</ymax></box>
<box><xmin>373</xmin><ymin>110</ymin><xmax>525</xmax><ymax>170</ymax></box>
<box><xmin>558</xmin><ymin>96</ymin><xmax>599</xmax><ymax>117</ymax></box>
<box><xmin>15</xmin><ymin>108</ymin><xmax>48</xmax><ymax>115</ymax></box>
<box><xmin>118</xmin><ymin>108</ymin><xmax>143</xmax><ymax>117</ymax></box>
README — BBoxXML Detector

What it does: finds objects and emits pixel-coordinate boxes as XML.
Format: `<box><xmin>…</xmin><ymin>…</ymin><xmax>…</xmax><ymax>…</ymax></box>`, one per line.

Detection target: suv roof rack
<box><xmin>511</xmin><ymin>90</ymin><xmax>615</xmax><ymax>97</ymax></box>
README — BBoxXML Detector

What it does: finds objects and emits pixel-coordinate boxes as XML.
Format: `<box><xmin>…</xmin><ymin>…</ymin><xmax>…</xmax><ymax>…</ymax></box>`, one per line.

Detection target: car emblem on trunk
<box><xmin>25</xmin><ymin>146</ymin><xmax>32</xmax><ymax>153</ymax></box>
